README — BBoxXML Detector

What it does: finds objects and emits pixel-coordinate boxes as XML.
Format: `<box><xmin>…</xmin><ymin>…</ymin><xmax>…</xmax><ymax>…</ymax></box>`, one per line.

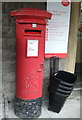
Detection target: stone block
<box><xmin>0</xmin><ymin>71</ymin><xmax>2</xmax><ymax>80</ymax></box>
<box><xmin>0</xmin><ymin>16</ymin><xmax>2</xmax><ymax>27</ymax></box>
<box><xmin>2</xmin><ymin>25</ymin><xmax>15</xmax><ymax>39</ymax></box>
<box><xmin>2</xmin><ymin>2</ymin><xmax>5</xmax><ymax>13</ymax></box>
<box><xmin>2</xmin><ymin>13</ymin><xmax>9</xmax><ymax>26</ymax></box>
<box><xmin>0</xmin><ymin>80</ymin><xmax>2</xmax><ymax>93</ymax></box>
<box><xmin>2</xmin><ymin>50</ymin><xmax>16</xmax><ymax>61</ymax></box>
<box><xmin>2</xmin><ymin>82</ymin><xmax>15</xmax><ymax>101</ymax></box>
<box><xmin>4</xmin><ymin>2</ymin><xmax>16</xmax><ymax>13</ymax></box>
<box><xmin>0</xmin><ymin>61</ymin><xmax>2</xmax><ymax>73</ymax></box>
<box><xmin>3</xmin><ymin>82</ymin><xmax>12</xmax><ymax>93</ymax></box>
<box><xmin>2</xmin><ymin>25</ymin><xmax>9</xmax><ymax>37</ymax></box>
<box><xmin>0</xmin><ymin>93</ymin><xmax>2</xmax><ymax>104</ymax></box>
<box><xmin>23</xmin><ymin>2</ymin><xmax>45</xmax><ymax>10</ymax></box>
<box><xmin>16</xmin><ymin>2</ymin><xmax>23</xmax><ymax>9</ymax></box>
<box><xmin>43</xmin><ymin>59</ymin><xmax>50</xmax><ymax>87</ymax></box>
<box><xmin>5</xmin><ymin>92</ymin><xmax>15</xmax><ymax>102</ymax></box>
<box><xmin>10</xmin><ymin>17</ymin><xmax>16</xmax><ymax>26</ymax></box>
<box><xmin>0</xmin><ymin>50</ymin><xmax>2</xmax><ymax>61</ymax></box>
<box><xmin>42</xmin><ymin>86</ymin><xmax>48</xmax><ymax>97</ymax></box>
<box><xmin>6</xmin><ymin>38</ymin><xmax>16</xmax><ymax>50</ymax></box>
<box><xmin>2</xmin><ymin>38</ymin><xmax>7</xmax><ymax>50</ymax></box>
<box><xmin>59</xmin><ymin>58</ymin><xmax>66</xmax><ymax>70</ymax></box>
<box><xmin>0</xmin><ymin>104</ymin><xmax>3</xmax><ymax>119</ymax></box>
<box><xmin>0</xmin><ymin>38</ymin><xmax>2</xmax><ymax>50</ymax></box>
<box><xmin>10</xmin><ymin>82</ymin><xmax>16</xmax><ymax>93</ymax></box>
<box><xmin>0</xmin><ymin>2</ymin><xmax>2</xmax><ymax>10</ymax></box>
<box><xmin>7</xmin><ymin>26</ymin><xmax>16</xmax><ymax>38</ymax></box>
<box><xmin>2</xmin><ymin>61</ymin><xmax>16</xmax><ymax>72</ymax></box>
<box><xmin>2</xmin><ymin>71</ymin><xmax>15</xmax><ymax>83</ymax></box>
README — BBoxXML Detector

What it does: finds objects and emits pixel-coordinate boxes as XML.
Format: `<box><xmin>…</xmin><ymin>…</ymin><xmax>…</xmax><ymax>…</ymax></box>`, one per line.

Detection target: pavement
<box><xmin>1</xmin><ymin>89</ymin><xmax>80</xmax><ymax>119</ymax></box>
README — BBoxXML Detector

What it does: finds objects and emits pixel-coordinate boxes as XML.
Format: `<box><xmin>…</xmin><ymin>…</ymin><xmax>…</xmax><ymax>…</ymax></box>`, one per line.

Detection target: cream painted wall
<box><xmin>76</xmin><ymin>38</ymin><xmax>81</xmax><ymax>63</ymax></box>
<box><xmin>76</xmin><ymin>12</ymin><xmax>82</xmax><ymax>63</ymax></box>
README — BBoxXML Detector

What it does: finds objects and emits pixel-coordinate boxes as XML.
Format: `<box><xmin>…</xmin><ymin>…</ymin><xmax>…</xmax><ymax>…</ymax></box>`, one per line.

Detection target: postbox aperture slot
<box><xmin>24</xmin><ymin>30</ymin><xmax>41</xmax><ymax>35</ymax></box>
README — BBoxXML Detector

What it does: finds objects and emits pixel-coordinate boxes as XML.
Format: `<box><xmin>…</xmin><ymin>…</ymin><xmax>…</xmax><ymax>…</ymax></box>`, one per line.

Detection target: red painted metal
<box><xmin>10</xmin><ymin>8</ymin><xmax>52</xmax><ymax>20</ymax></box>
<box><xmin>10</xmin><ymin>8</ymin><xmax>52</xmax><ymax>100</ymax></box>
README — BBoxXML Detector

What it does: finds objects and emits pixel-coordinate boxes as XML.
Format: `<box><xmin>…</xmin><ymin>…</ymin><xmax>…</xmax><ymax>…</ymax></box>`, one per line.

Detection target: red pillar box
<box><xmin>10</xmin><ymin>8</ymin><xmax>52</xmax><ymax>118</ymax></box>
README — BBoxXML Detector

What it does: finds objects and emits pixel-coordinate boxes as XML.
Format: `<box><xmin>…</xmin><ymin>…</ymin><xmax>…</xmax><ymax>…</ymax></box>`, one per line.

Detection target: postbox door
<box><xmin>16</xmin><ymin>23</ymin><xmax>46</xmax><ymax>100</ymax></box>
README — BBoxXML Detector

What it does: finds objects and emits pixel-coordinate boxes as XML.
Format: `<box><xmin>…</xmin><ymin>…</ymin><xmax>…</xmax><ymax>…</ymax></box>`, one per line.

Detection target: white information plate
<box><xmin>45</xmin><ymin>1</ymin><xmax>71</xmax><ymax>58</ymax></box>
<box><xmin>27</xmin><ymin>40</ymin><xmax>38</xmax><ymax>57</ymax></box>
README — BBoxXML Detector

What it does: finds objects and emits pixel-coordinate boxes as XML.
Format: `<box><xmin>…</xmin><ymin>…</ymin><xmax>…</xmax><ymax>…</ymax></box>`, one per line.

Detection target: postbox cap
<box><xmin>10</xmin><ymin>8</ymin><xmax>52</xmax><ymax>19</ymax></box>
<box><xmin>10</xmin><ymin>8</ymin><xmax>52</xmax><ymax>24</ymax></box>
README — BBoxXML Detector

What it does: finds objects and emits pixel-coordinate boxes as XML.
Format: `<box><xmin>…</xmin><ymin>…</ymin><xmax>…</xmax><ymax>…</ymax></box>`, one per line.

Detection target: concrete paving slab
<box><xmin>3</xmin><ymin>90</ymin><xmax>81</xmax><ymax>119</ymax></box>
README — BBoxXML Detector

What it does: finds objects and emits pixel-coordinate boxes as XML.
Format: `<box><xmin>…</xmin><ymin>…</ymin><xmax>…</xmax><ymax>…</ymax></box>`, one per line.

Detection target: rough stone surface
<box><xmin>14</xmin><ymin>97</ymin><xmax>42</xmax><ymax>118</ymax></box>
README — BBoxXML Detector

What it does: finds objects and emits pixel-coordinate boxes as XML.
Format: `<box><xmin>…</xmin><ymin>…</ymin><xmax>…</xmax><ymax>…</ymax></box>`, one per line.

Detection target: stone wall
<box><xmin>2</xmin><ymin>2</ymin><xmax>66</xmax><ymax>102</ymax></box>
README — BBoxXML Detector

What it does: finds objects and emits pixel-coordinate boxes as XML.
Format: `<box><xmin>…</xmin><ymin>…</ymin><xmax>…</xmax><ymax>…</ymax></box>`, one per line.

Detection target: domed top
<box><xmin>10</xmin><ymin>8</ymin><xmax>52</xmax><ymax>19</ymax></box>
